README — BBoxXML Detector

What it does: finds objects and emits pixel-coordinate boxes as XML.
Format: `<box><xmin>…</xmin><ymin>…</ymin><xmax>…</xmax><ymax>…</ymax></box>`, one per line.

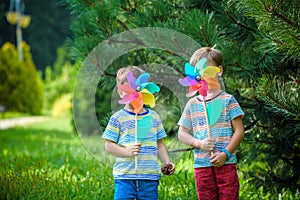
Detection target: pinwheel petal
<box><xmin>198</xmin><ymin>85</ymin><xmax>208</xmax><ymax>97</ymax></box>
<box><xmin>186</xmin><ymin>80</ymin><xmax>208</xmax><ymax>98</ymax></box>
<box><xmin>184</xmin><ymin>62</ymin><xmax>198</xmax><ymax>77</ymax></box>
<box><xmin>143</xmin><ymin>93</ymin><xmax>155</xmax><ymax>107</ymax></box>
<box><xmin>131</xmin><ymin>93</ymin><xmax>144</xmax><ymax>113</ymax></box>
<box><xmin>117</xmin><ymin>83</ymin><xmax>135</xmax><ymax>94</ymax></box>
<box><xmin>136</xmin><ymin>73</ymin><xmax>150</xmax><ymax>86</ymax></box>
<box><xmin>200</xmin><ymin>66</ymin><xmax>220</xmax><ymax>78</ymax></box>
<box><xmin>178</xmin><ymin>76</ymin><xmax>191</xmax><ymax>86</ymax></box>
<box><xmin>137</xmin><ymin>116</ymin><xmax>153</xmax><ymax>141</ymax></box>
<box><xmin>119</xmin><ymin>93</ymin><xmax>138</xmax><ymax>104</ymax></box>
<box><xmin>178</xmin><ymin>76</ymin><xmax>198</xmax><ymax>86</ymax></box>
<box><xmin>195</xmin><ymin>58</ymin><xmax>207</xmax><ymax>73</ymax></box>
<box><xmin>140</xmin><ymin>82</ymin><xmax>160</xmax><ymax>94</ymax></box>
<box><xmin>203</xmin><ymin>76</ymin><xmax>220</xmax><ymax>90</ymax></box>
<box><xmin>127</xmin><ymin>72</ymin><xmax>138</xmax><ymax>90</ymax></box>
<box><xmin>207</xmin><ymin>98</ymin><xmax>223</xmax><ymax>126</ymax></box>
<box><xmin>197</xmin><ymin>80</ymin><xmax>208</xmax><ymax>97</ymax></box>
<box><xmin>140</xmin><ymin>88</ymin><xmax>151</xmax><ymax>94</ymax></box>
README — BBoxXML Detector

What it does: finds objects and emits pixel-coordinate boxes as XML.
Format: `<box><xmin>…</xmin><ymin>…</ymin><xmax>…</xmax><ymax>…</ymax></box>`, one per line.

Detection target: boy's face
<box><xmin>117</xmin><ymin>80</ymin><xmax>127</xmax><ymax>98</ymax></box>
<box><xmin>118</xmin><ymin>90</ymin><xmax>125</xmax><ymax>98</ymax></box>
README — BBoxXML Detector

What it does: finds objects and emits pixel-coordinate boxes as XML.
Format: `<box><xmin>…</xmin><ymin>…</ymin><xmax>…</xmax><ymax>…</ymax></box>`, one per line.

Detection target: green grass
<box><xmin>1</xmin><ymin>117</ymin><xmax>298</xmax><ymax>200</ymax></box>
<box><xmin>0</xmin><ymin>117</ymin><xmax>197</xmax><ymax>200</ymax></box>
<box><xmin>0</xmin><ymin>111</ymin><xmax>31</xmax><ymax>119</ymax></box>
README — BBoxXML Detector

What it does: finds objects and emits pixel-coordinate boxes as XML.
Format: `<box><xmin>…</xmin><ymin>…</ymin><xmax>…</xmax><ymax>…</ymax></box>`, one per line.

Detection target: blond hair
<box><xmin>190</xmin><ymin>47</ymin><xmax>223</xmax><ymax>66</ymax></box>
<box><xmin>116</xmin><ymin>66</ymin><xmax>145</xmax><ymax>84</ymax></box>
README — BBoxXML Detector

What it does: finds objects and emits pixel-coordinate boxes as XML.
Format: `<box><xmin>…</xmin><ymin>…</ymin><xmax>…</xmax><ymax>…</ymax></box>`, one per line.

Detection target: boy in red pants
<box><xmin>178</xmin><ymin>47</ymin><xmax>244</xmax><ymax>200</ymax></box>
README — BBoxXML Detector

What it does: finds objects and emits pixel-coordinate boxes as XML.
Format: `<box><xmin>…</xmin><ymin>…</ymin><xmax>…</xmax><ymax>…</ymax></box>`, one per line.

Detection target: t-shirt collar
<box><xmin>122</xmin><ymin>108</ymin><xmax>149</xmax><ymax>116</ymax></box>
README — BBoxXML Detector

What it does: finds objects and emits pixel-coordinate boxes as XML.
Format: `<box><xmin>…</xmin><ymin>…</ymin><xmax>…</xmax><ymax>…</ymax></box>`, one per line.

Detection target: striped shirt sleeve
<box><xmin>178</xmin><ymin>99</ymin><xmax>192</xmax><ymax>129</ymax></box>
<box><xmin>228</xmin><ymin>95</ymin><xmax>245</xmax><ymax>120</ymax></box>
<box><xmin>102</xmin><ymin>115</ymin><xmax>120</xmax><ymax>143</ymax></box>
<box><xmin>157</xmin><ymin>117</ymin><xmax>167</xmax><ymax>139</ymax></box>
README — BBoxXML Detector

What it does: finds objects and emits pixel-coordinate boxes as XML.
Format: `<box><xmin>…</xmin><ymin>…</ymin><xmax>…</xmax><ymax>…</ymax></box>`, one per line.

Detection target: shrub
<box><xmin>52</xmin><ymin>93</ymin><xmax>72</xmax><ymax>117</ymax></box>
<box><xmin>43</xmin><ymin>62</ymin><xmax>73</xmax><ymax>113</ymax></box>
<box><xmin>0</xmin><ymin>42</ymin><xmax>43</xmax><ymax>115</ymax></box>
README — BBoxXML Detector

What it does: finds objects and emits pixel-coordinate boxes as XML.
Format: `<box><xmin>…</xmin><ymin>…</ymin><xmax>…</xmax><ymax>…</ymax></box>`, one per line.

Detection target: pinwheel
<box><xmin>178</xmin><ymin>58</ymin><xmax>222</xmax><ymax>155</ymax></box>
<box><xmin>178</xmin><ymin>58</ymin><xmax>221</xmax><ymax>99</ymax></box>
<box><xmin>117</xmin><ymin>71</ymin><xmax>160</xmax><ymax>172</ymax></box>
<box><xmin>117</xmin><ymin>72</ymin><xmax>160</xmax><ymax>113</ymax></box>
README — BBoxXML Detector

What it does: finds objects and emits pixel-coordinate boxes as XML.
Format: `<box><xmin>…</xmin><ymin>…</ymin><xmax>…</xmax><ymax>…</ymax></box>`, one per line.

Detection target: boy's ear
<box><xmin>217</xmin><ymin>65</ymin><xmax>223</xmax><ymax>77</ymax></box>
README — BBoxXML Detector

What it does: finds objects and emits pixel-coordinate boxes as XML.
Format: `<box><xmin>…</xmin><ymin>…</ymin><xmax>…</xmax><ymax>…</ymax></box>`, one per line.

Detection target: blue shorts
<box><xmin>114</xmin><ymin>179</ymin><xmax>159</xmax><ymax>200</ymax></box>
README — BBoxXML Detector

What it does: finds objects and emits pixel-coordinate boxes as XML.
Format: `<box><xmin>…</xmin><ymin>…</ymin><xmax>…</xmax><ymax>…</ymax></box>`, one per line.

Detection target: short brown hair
<box><xmin>190</xmin><ymin>47</ymin><xmax>223</xmax><ymax>67</ymax></box>
<box><xmin>116</xmin><ymin>66</ymin><xmax>145</xmax><ymax>84</ymax></box>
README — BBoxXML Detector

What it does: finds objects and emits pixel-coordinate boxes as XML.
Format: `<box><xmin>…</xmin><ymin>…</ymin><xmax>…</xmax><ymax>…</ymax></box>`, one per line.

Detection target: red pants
<box><xmin>194</xmin><ymin>164</ymin><xmax>239</xmax><ymax>200</ymax></box>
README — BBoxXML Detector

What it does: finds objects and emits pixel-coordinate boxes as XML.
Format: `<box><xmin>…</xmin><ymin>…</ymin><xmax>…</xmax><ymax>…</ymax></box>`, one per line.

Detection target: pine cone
<box><xmin>161</xmin><ymin>163</ymin><xmax>173</xmax><ymax>175</ymax></box>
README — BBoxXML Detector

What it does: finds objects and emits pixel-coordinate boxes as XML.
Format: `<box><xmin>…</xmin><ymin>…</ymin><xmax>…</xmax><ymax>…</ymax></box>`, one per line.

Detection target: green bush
<box><xmin>43</xmin><ymin>45</ymin><xmax>75</xmax><ymax>114</ymax></box>
<box><xmin>43</xmin><ymin>62</ymin><xmax>73</xmax><ymax>113</ymax></box>
<box><xmin>0</xmin><ymin>42</ymin><xmax>43</xmax><ymax>115</ymax></box>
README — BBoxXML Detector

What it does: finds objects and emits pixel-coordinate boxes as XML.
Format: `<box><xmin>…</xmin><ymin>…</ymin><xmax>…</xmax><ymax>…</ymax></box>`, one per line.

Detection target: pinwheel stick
<box><xmin>135</xmin><ymin>113</ymin><xmax>138</xmax><ymax>173</ymax></box>
<box><xmin>203</xmin><ymin>101</ymin><xmax>214</xmax><ymax>156</ymax></box>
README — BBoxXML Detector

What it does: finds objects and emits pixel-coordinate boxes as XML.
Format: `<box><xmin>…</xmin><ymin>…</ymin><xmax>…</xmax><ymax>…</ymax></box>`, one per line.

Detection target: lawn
<box><xmin>2</xmin><ymin>117</ymin><xmax>297</xmax><ymax>199</ymax></box>
<box><xmin>0</xmin><ymin>117</ymin><xmax>196</xmax><ymax>200</ymax></box>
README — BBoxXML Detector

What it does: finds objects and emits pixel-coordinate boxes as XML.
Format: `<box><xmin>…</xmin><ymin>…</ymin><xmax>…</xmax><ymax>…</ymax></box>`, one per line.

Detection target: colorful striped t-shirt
<box><xmin>102</xmin><ymin>108</ymin><xmax>167</xmax><ymax>180</ymax></box>
<box><xmin>178</xmin><ymin>91</ymin><xmax>244</xmax><ymax>168</ymax></box>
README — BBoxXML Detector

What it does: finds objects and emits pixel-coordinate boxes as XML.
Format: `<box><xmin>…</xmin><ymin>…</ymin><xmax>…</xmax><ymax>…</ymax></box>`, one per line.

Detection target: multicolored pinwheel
<box><xmin>178</xmin><ymin>58</ymin><xmax>221</xmax><ymax>99</ymax></box>
<box><xmin>179</xmin><ymin>58</ymin><xmax>223</xmax><ymax>156</ymax></box>
<box><xmin>117</xmin><ymin>72</ymin><xmax>160</xmax><ymax>113</ymax></box>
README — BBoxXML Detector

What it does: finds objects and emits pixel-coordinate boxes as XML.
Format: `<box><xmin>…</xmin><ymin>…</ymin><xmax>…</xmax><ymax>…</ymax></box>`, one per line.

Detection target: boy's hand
<box><xmin>210</xmin><ymin>152</ymin><xmax>227</xmax><ymax>168</ymax></box>
<box><xmin>195</xmin><ymin>138</ymin><xmax>215</xmax><ymax>151</ymax></box>
<box><xmin>128</xmin><ymin>143</ymin><xmax>141</xmax><ymax>157</ymax></box>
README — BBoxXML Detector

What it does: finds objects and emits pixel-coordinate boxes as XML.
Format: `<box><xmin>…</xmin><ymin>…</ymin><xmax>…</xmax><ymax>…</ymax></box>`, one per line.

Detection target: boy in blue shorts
<box><xmin>178</xmin><ymin>47</ymin><xmax>244</xmax><ymax>200</ymax></box>
<box><xmin>103</xmin><ymin>66</ymin><xmax>175</xmax><ymax>200</ymax></box>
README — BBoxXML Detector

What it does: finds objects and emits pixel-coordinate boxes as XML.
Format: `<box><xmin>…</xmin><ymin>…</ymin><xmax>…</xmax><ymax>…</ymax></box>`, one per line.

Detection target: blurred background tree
<box><xmin>0</xmin><ymin>0</ymin><xmax>73</xmax><ymax>75</ymax></box>
<box><xmin>0</xmin><ymin>42</ymin><xmax>43</xmax><ymax>115</ymax></box>
<box><xmin>0</xmin><ymin>0</ymin><xmax>74</xmax><ymax>116</ymax></box>
<box><xmin>63</xmin><ymin>0</ymin><xmax>300</xmax><ymax>196</ymax></box>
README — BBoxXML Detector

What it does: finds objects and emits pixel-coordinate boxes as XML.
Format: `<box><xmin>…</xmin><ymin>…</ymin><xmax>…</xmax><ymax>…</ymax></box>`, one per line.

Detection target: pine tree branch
<box><xmin>107</xmin><ymin>38</ymin><xmax>144</xmax><ymax>46</ymax></box>
<box><xmin>83</xmin><ymin>31</ymin><xmax>91</xmax><ymax>38</ymax></box>
<box><xmin>255</xmin><ymin>52</ymin><xmax>268</xmax><ymax>65</ymax></box>
<box><xmin>85</xmin><ymin>50</ymin><xmax>116</xmax><ymax>77</ymax></box>
<box><xmin>272</xmin><ymin>173</ymin><xmax>300</xmax><ymax>185</ymax></box>
<box><xmin>279</xmin><ymin>155</ymin><xmax>294</xmax><ymax>165</ymax></box>
<box><xmin>82</xmin><ymin>0</ymin><xmax>94</xmax><ymax>7</ymax></box>
<box><xmin>103</xmin><ymin>71</ymin><xmax>116</xmax><ymax>77</ymax></box>
<box><xmin>173</xmin><ymin>38</ymin><xmax>192</xmax><ymax>58</ymax></box>
<box><xmin>168</xmin><ymin>147</ymin><xmax>194</xmax><ymax>153</ymax></box>
<box><xmin>117</xmin><ymin>19</ymin><xmax>129</xmax><ymax>30</ymax></box>
<box><xmin>200</xmin><ymin>26</ymin><xmax>211</xmax><ymax>47</ymax></box>
<box><xmin>120</xmin><ymin>0</ymin><xmax>137</xmax><ymax>13</ymax></box>
<box><xmin>96</xmin><ymin>18</ymin><xmax>111</xmax><ymax>37</ymax></box>
<box><xmin>224</xmin><ymin>10</ymin><xmax>256</xmax><ymax>32</ymax></box>
<box><xmin>244</xmin><ymin>118</ymin><xmax>260</xmax><ymax>132</ymax></box>
<box><xmin>264</xmin><ymin>0</ymin><xmax>296</xmax><ymax>28</ymax></box>
<box><xmin>272</xmin><ymin>39</ymin><xmax>286</xmax><ymax>46</ymax></box>
<box><xmin>273</xmin><ymin>12</ymin><xmax>296</xmax><ymax>28</ymax></box>
<box><xmin>234</xmin><ymin>61</ymin><xmax>246</xmax><ymax>70</ymax></box>
<box><xmin>255</xmin><ymin>137</ymin><xmax>272</xmax><ymax>145</ymax></box>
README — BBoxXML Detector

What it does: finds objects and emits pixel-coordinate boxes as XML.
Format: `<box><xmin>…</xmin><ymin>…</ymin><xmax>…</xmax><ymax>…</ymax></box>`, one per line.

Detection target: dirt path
<box><xmin>0</xmin><ymin>116</ymin><xmax>48</xmax><ymax>130</ymax></box>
